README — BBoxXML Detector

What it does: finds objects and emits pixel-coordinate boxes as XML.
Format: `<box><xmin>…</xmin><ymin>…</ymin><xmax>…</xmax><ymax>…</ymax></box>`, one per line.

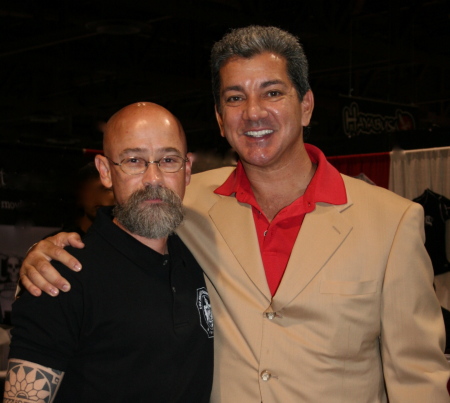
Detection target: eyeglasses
<box><xmin>106</xmin><ymin>155</ymin><xmax>189</xmax><ymax>175</ymax></box>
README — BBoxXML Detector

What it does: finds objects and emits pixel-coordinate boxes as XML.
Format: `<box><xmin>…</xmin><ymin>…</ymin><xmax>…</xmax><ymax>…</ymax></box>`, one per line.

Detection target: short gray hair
<box><xmin>211</xmin><ymin>25</ymin><xmax>310</xmax><ymax>111</ymax></box>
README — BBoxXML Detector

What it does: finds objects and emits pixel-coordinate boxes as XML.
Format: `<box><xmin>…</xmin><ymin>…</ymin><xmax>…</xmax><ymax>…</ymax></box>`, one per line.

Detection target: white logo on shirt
<box><xmin>196</xmin><ymin>287</ymin><xmax>214</xmax><ymax>338</ymax></box>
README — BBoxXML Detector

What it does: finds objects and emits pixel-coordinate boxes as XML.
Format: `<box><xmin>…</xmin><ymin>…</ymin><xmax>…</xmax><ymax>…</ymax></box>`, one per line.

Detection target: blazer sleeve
<box><xmin>380</xmin><ymin>201</ymin><xmax>450</xmax><ymax>402</ymax></box>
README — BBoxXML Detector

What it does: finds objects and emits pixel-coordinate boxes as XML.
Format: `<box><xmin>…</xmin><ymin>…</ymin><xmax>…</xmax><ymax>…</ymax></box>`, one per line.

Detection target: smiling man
<box><xmin>18</xmin><ymin>26</ymin><xmax>450</xmax><ymax>402</ymax></box>
<box><xmin>5</xmin><ymin>102</ymin><xmax>213</xmax><ymax>402</ymax></box>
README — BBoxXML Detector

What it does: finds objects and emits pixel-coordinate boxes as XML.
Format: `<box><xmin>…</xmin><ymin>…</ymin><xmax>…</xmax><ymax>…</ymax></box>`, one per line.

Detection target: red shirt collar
<box><xmin>214</xmin><ymin>143</ymin><xmax>347</xmax><ymax>210</ymax></box>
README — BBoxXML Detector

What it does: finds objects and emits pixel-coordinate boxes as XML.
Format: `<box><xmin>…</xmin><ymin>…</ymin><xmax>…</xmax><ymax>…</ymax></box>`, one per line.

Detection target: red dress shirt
<box><xmin>215</xmin><ymin>144</ymin><xmax>347</xmax><ymax>296</ymax></box>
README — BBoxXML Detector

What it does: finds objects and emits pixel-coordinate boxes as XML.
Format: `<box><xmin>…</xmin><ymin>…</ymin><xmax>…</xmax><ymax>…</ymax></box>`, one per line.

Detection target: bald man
<box><xmin>4</xmin><ymin>103</ymin><xmax>214</xmax><ymax>403</ymax></box>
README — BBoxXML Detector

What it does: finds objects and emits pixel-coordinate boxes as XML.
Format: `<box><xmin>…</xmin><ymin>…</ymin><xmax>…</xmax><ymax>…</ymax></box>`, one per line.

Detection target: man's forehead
<box><xmin>219</xmin><ymin>53</ymin><xmax>288</xmax><ymax>79</ymax></box>
<box><xmin>110</xmin><ymin>116</ymin><xmax>168</xmax><ymax>134</ymax></box>
<box><xmin>106</xmin><ymin>126</ymin><xmax>184</xmax><ymax>150</ymax></box>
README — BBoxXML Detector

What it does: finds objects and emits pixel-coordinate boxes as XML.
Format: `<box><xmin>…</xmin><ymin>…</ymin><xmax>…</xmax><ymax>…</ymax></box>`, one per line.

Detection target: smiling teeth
<box><xmin>245</xmin><ymin>129</ymin><xmax>273</xmax><ymax>137</ymax></box>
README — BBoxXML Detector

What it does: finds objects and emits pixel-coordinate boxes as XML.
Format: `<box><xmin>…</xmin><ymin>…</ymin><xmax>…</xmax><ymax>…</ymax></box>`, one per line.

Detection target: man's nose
<box><xmin>142</xmin><ymin>162</ymin><xmax>163</xmax><ymax>186</ymax></box>
<box><xmin>243</xmin><ymin>97</ymin><xmax>269</xmax><ymax>121</ymax></box>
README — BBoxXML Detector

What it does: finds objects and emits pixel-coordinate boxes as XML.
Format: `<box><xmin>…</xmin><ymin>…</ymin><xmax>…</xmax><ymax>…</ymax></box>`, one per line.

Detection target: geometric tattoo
<box><xmin>3</xmin><ymin>359</ymin><xmax>64</xmax><ymax>403</ymax></box>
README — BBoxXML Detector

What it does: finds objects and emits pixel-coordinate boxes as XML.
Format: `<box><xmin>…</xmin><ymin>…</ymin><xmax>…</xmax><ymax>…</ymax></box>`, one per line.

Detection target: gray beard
<box><xmin>113</xmin><ymin>186</ymin><xmax>184</xmax><ymax>239</ymax></box>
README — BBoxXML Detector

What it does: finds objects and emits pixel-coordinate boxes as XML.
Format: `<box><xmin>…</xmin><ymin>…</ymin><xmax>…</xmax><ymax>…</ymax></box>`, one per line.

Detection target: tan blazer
<box><xmin>178</xmin><ymin>166</ymin><xmax>450</xmax><ymax>403</ymax></box>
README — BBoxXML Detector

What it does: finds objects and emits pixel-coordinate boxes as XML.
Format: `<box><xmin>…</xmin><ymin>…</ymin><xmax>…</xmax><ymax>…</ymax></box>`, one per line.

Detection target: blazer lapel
<box><xmin>272</xmin><ymin>201</ymin><xmax>353</xmax><ymax>311</ymax></box>
<box><xmin>209</xmin><ymin>196</ymin><xmax>271</xmax><ymax>300</ymax></box>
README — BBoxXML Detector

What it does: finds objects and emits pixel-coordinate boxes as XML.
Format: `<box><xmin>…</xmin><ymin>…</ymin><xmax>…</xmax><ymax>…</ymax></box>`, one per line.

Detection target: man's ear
<box><xmin>300</xmin><ymin>90</ymin><xmax>314</xmax><ymax>127</ymax></box>
<box><xmin>184</xmin><ymin>152</ymin><xmax>193</xmax><ymax>186</ymax></box>
<box><xmin>214</xmin><ymin>104</ymin><xmax>225</xmax><ymax>138</ymax></box>
<box><xmin>95</xmin><ymin>155</ymin><xmax>113</xmax><ymax>189</ymax></box>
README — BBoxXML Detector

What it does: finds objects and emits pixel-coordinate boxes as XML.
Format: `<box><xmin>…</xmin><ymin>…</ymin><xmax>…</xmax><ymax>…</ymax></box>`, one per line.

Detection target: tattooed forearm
<box><xmin>3</xmin><ymin>359</ymin><xmax>65</xmax><ymax>403</ymax></box>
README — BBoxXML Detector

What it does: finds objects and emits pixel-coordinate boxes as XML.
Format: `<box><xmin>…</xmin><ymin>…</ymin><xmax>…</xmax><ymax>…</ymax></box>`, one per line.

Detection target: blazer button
<box><xmin>265</xmin><ymin>312</ymin><xmax>276</xmax><ymax>320</ymax></box>
<box><xmin>261</xmin><ymin>370</ymin><xmax>272</xmax><ymax>381</ymax></box>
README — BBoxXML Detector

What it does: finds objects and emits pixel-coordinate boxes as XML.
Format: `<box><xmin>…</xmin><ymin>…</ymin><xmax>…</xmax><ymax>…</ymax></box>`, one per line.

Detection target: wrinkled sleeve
<box><xmin>381</xmin><ymin>202</ymin><xmax>450</xmax><ymax>402</ymax></box>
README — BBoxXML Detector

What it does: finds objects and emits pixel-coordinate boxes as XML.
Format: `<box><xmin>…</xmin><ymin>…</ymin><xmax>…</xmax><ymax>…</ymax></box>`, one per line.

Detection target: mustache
<box><xmin>112</xmin><ymin>185</ymin><xmax>184</xmax><ymax>239</ymax></box>
<box><xmin>129</xmin><ymin>186</ymin><xmax>182</xmax><ymax>206</ymax></box>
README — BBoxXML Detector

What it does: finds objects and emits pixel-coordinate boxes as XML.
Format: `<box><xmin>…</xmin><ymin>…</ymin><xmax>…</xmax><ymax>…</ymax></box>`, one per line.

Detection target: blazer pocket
<box><xmin>320</xmin><ymin>280</ymin><xmax>378</xmax><ymax>295</ymax></box>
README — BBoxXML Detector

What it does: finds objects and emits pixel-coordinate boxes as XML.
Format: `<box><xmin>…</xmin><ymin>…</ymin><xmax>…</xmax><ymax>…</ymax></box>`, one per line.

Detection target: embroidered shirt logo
<box><xmin>196</xmin><ymin>287</ymin><xmax>214</xmax><ymax>338</ymax></box>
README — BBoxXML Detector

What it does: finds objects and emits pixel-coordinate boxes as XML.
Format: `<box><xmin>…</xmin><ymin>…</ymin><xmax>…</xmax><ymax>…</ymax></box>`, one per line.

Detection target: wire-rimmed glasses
<box><xmin>105</xmin><ymin>155</ymin><xmax>189</xmax><ymax>175</ymax></box>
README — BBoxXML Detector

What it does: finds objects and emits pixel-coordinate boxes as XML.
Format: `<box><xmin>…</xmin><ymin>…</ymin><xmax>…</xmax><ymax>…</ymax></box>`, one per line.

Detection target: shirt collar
<box><xmin>214</xmin><ymin>143</ymin><xmax>347</xmax><ymax>209</ymax></box>
<box><xmin>93</xmin><ymin>206</ymin><xmax>174</xmax><ymax>269</ymax></box>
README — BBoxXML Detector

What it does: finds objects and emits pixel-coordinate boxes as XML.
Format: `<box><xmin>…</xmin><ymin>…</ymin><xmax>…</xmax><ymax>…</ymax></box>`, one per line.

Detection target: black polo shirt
<box><xmin>10</xmin><ymin>207</ymin><xmax>213</xmax><ymax>402</ymax></box>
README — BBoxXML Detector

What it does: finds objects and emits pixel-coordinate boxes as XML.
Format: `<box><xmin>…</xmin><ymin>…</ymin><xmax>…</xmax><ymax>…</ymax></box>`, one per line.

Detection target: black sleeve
<box><xmin>9</xmin><ymin>261</ymin><xmax>84</xmax><ymax>371</ymax></box>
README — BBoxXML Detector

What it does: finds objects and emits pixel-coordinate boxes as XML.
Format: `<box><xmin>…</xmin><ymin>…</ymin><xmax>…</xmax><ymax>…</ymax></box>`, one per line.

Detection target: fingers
<box><xmin>19</xmin><ymin>262</ymin><xmax>65</xmax><ymax>297</ymax></box>
<box><xmin>46</xmin><ymin>232</ymin><xmax>84</xmax><ymax>249</ymax></box>
<box><xmin>19</xmin><ymin>267</ymin><xmax>42</xmax><ymax>297</ymax></box>
<box><xmin>39</xmin><ymin>242</ymin><xmax>83</xmax><ymax>272</ymax></box>
<box><xmin>19</xmin><ymin>253</ymin><xmax>72</xmax><ymax>297</ymax></box>
<box><xmin>66</xmin><ymin>233</ymin><xmax>85</xmax><ymax>249</ymax></box>
<box><xmin>27</xmin><ymin>239</ymin><xmax>82</xmax><ymax>272</ymax></box>
<box><xmin>19</xmin><ymin>238</ymin><xmax>83</xmax><ymax>297</ymax></box>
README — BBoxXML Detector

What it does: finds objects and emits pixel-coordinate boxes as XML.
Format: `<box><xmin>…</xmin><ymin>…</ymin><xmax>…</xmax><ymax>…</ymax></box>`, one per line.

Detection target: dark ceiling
<box><xmin>1</xmin><ymin>0</ymin><xmax>449</xmax><ymax>156</ymax></box>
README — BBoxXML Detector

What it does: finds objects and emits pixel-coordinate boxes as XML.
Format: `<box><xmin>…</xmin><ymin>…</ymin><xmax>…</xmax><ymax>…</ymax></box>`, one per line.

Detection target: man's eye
<box><xmin>126</xmin><ymin>158</ymin><xmax>144</xmax><ymax>165</ymax></box>
<box><xmin>162</xmin><ymin>157</ymin><xmax>176</xmax><ymax>163</ymax></box>
<box><xmin>267</xmin><ymin>90</ymin><xmax>281</xmax><ymax>97</ymax></box>
<box><xmin>226</xmin><ymin>96</ymin><xmax>243</xmax><ymax>103</ymax></box>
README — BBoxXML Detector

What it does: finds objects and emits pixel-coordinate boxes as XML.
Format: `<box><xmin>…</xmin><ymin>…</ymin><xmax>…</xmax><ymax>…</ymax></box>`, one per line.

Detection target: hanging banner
<box><xmin>341</xmin><ymin>97</ymin><xmax>418</xmax><ymax>138</ymax></box>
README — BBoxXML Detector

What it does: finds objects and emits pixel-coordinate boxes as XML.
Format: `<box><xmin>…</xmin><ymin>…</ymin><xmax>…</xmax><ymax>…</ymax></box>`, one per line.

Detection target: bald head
<box><xmin>94</xmin><ymin>102</ymin><xmax>192</xmax><ymax>244</ymax></box>
<box><xmin>95</xmin><ymin>101</ymin><xmax>192</xmax><ymax>209</ymax></box>
<box><xmin>103</xmin><ymin>102</ymin><xmax>187</xmax><ymax>157</ymax></box>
